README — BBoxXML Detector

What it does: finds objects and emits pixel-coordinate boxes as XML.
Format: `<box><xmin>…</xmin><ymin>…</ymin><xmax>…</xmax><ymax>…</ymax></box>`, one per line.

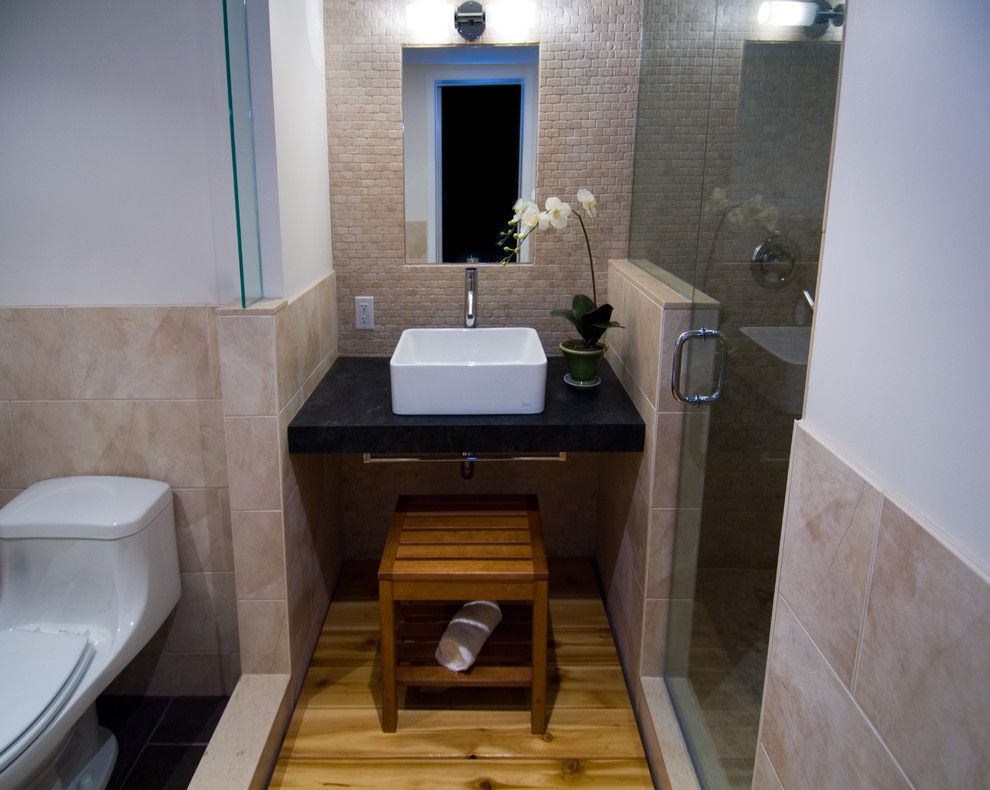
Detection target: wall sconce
<box><xmin>406</xmin><ymin>0</ymin><xmax>450</xmax><ymax>43</ymax></box>
<box><xmin>454</xmin><ymin>1</ymin><xmax>486</xmax><ymax>40</ymax></box>
<box><xmin>757</xmin><ymin>1</ymin><xmax>845</xmax><ymax>28</ymax></box>
<box><xmin>485</xmin><ymin>0</ymin><xmax>536</xmax><ymax>42</ymax></box>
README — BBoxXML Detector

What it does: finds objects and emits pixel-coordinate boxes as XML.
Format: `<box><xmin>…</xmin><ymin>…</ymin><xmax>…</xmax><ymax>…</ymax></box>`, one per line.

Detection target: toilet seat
<box><xmin>0</xmin><ymin>630</ymin><xmax>95</xmax><ymax>773</ymax></box>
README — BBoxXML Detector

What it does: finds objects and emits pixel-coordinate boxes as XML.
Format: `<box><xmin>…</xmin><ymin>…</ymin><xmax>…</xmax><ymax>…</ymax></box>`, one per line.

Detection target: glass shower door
<box><xmin>629</xmin><ymin>1</ymin><xmax>842</xmax><ymax>787</ymax></box>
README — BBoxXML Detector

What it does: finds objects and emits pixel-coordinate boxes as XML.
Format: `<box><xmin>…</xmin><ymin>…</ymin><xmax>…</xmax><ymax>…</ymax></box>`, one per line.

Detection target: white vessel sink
<box><xmin>390</xmin><ymin>328</ymin><xmax>547</xmax><ymax>415</ymax></box>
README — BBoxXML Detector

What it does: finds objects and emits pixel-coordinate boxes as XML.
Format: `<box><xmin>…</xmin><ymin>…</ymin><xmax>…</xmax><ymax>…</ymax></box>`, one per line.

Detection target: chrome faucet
<box><xmin>464</xmin><ymin>267</ymin><xmax>478</xmax><ymax>328</ymax></box>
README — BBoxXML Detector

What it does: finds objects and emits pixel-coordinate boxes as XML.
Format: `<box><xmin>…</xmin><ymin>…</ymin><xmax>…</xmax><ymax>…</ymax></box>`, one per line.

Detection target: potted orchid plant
<box><xmin>499</xmin><ymin>189</ymin><xmax>622</xmax><ymax>386</ymax></box>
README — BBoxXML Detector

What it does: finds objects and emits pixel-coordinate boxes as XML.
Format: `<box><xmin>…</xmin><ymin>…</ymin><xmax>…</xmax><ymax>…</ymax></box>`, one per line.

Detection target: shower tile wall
<box><xmin>323</xmin><ymin>0</ymin><xmax>641</xmax><ymax>356</ymax></box>
<box><xmin>216</xmin><ymin>273</ymin><xmax>342</xmax><ymax>697</ymax></box>
<box><xmin>0</xmin><ymin>306</ymin><xmax>238</xmax><ymax>695</ymax></box>
<box><xmin>630</xmin><ymin>0</ymin><xmax>839</xmax><ymax>276</ymax></box>
<box><xmin>597</xmin><ymin>260</ymin><xmax>707</xmax><ymax>714</ymax></box>
<box><xmin>756</xmin><ymin>423</ymin><xmax>990</xmax><ymax>788</ymax></box>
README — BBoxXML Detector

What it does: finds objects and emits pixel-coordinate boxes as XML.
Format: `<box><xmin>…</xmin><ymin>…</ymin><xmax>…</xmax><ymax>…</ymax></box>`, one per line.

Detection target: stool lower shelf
<box><xmin>394</xmin><ymin>601</ymin><xmax>536</xmax><ymax>688</ymax></box>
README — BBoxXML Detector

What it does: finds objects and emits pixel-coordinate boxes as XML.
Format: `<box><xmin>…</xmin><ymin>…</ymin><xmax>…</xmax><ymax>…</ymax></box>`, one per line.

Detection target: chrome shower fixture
<box><xmin>757</xmin><ymin>1</ymin><xmax>845</xmax><ymax>29</ymax></box>
<box><xmin>751</xmin><ymin>234</ymin><xmax>800</xmax><ymax>288</ymax></box>
<box><xmin>454</xmin><ymin>1</ymin><xmax>485</xmax><ymax>41</ymax></box>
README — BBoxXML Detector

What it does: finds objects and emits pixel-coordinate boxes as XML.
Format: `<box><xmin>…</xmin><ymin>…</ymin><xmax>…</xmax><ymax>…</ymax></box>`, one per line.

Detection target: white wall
<box><xmin>0</xmin><ymin>0</ymin><xmax>238</xmax><ymax>306</ymax></box>
<box><xmin>260</xmin><ymin>0</ymin><xmax>332</xmax><ymax>298</ymax></box>
<box><xmin>804</xmin><ymin>0</ymin><xmax>990</xmax><ymax>571</ymax></box>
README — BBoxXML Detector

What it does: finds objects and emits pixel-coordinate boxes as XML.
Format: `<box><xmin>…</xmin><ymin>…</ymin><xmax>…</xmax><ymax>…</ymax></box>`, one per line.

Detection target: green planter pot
<box><xmin>560</xmin><ymin>340</ymin><xmax>606</xmax><ymax>385</ymax></box>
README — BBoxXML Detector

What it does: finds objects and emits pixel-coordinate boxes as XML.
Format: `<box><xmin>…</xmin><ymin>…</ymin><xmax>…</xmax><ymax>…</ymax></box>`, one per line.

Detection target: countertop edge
<box><xmin>288</xmin><ymin>356</ymin><xmax>646</xmax><ymax>454</ymax></box>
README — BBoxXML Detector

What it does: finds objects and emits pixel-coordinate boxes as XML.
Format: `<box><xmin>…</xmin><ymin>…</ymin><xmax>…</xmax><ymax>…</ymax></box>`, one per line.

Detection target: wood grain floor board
<box><xmin>296</xmin><ymin>664</ymin><xmax>632</xmax><ymax>710</ymax></box>
<box><xmin>270</xmin><ymin>759</ymin><xmax>653</xmax><ymax>788</ymax></box>
<box><xmin>271</xmin><ymin>559</ymin><xmax>653</xmax><ymax>789</ymax></box>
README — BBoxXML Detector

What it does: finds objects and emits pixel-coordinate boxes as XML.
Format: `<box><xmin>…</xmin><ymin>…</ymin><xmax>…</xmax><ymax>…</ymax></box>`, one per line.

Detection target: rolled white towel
<box><xmin>435</xmin><ymin>600</ymin><xmax>502</xmax><ymax>672</ymax></box>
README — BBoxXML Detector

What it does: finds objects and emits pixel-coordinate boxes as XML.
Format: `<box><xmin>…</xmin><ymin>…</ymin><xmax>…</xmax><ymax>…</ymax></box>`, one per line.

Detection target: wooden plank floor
<box><xmin>271</xmin><ymin>559</ymin><xmax>654</xmax><ymax>789</ymax></box>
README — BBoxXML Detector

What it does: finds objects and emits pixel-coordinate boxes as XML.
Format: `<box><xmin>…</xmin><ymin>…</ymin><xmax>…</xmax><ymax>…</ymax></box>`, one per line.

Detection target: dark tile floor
<box><xmin>95</xmin><ymin>695</ymin><xmax>228</xmax><ymax>789</ymax></box>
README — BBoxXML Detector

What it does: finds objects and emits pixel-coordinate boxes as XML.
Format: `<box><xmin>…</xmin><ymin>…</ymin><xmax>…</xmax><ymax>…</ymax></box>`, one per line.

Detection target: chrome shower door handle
<box><xmin>671</xmin><ymin>328</ymin><xmax>728</xmax><ymax>405</ymax></box>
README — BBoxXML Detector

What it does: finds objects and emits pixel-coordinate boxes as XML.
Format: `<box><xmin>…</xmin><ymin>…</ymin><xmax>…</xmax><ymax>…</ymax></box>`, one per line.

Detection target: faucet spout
<box><xmin>464</xmin><ymin>267</ymin><xmax>478</xmax><ymax>328</ymax></box>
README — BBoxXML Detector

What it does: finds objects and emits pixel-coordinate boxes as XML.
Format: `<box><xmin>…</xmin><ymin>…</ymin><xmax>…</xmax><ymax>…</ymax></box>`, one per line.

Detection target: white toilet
<box><xmin>0</xmin><ymin>476</ymin><xmax>181</xmax><ymax>790</ymax></box>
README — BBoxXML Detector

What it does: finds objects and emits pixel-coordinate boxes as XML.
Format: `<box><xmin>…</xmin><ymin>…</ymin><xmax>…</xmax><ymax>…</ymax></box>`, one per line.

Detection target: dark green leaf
<box><xmin>570</xmin><ymin>294</ymin><xmax>596</xmax><ymax>322</ymax></box>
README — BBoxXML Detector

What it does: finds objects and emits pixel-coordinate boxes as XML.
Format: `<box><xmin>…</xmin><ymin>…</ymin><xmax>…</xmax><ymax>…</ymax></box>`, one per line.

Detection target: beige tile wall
<box><xmin>217</xmin><ymin>273</ymin><xmax>341</xmax><ymax>697</ymax></box>
<box><xmin>755</xmin><ymin>423</ymin><xmax>990</xmax><ymax>788</ymax></box>
<box><xmin>0</xmin><ymin>305</ymin><xmax>238</xmax><ymax>695</ymax></box>
<box><xmin>336</xmin><ymin>453</ymin><xmax>600</xmax><ymax>560</ymax></box>
<box><xmin>597</xmin><ymin>260</ymin><xmax>711</xmax><ymax>719</ymax></box>
<box><xmin>324</xmin><ymin>0</ymin><xmax>641</xmax><ymax>356</ymax></box>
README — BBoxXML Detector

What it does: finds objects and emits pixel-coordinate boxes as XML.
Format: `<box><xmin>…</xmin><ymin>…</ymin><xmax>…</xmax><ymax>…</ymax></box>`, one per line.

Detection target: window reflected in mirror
<box><xmin>402</xmin><ymin>46</ymin><xmax>538</xmax><ymax>264</ymax></box>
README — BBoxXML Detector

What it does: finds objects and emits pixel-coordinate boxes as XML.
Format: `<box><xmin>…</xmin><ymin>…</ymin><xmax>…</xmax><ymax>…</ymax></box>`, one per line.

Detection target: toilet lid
<box><xmin>0</xmin><ymin>630</ymin><xmax>95</xmax><ymax>773</ymax></box>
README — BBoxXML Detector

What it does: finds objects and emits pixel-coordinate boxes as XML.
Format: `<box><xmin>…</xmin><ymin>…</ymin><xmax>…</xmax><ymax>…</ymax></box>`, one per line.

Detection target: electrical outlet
<box><xmin>355</xmin><ymin>296</ymin><xmax>374</xmax><ymax>330</ymax></box>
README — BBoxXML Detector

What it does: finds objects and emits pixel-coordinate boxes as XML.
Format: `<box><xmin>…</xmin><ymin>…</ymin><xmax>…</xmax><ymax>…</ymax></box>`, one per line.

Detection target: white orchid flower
<box><xmin>511</xmin><ymin>198</ymin><xmax>537</xmax><ymax>225</ymax></box>
<box><xmin>758</xmin><ymin>207</ymin><xmax>780</xmax><ymax>232</ymax></box>
<box><xmin>511</xmin><ymin>198</ymin><xmax>527</xmax><ymax>224</ymax></box>
<box><xmin>741</xmin><ymin>196</ymin><xmax>766</xmax><ymax>220</ymax></box>
<box><xmin>708</xmin><ymin>186</ymin><xmax>730</xmax><ymax>211</ymax></box>
<box><xmin>544</xmin><ymin>196</ymin><xmax>572</xmax><ymax>229</ymax></box>
<box><xmin>576</xmin><ymin>188</ymin><xmax>598</xmax><ymax>217</ymax></box>
<box><xmin>520</xmin><ymin>204</ymin><xmax>542</xmax><ymax>229</ymax></box>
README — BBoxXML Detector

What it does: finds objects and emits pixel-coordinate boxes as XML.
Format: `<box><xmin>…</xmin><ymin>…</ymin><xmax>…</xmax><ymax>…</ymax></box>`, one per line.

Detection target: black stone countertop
<box><xmin>288</xmin><ymin>356</ymin><xmax>645</xmax><ymax>454</ymax></box>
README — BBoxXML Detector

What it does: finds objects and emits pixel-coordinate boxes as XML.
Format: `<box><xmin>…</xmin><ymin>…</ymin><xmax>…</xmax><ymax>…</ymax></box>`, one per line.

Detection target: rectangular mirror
<box><xmin>402</xmin><ymin>46</ymin><xmax>539</xmax><ymax>264</ymax></box>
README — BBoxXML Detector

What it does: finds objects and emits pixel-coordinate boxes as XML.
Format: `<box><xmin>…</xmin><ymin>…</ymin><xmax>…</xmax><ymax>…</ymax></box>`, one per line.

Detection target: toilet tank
<box><xmin>0</xmin><ymin>477</ymin><xmax>181</xmax><ymax>658</ymax></box>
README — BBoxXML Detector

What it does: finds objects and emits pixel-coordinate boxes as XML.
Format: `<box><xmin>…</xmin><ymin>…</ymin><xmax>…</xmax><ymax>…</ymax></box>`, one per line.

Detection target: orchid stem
<box><xmin>576</xmin><ymin>212</ymin><xmax>596</xmax><ymax>305</ymax></box>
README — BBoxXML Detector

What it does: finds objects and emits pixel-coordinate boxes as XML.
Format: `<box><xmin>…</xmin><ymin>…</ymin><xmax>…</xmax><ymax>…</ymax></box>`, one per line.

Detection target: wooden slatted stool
<box><xmin>377</xmin><ymin>494</ymin><xmax>548</xmax><ymax>734</ymax></box>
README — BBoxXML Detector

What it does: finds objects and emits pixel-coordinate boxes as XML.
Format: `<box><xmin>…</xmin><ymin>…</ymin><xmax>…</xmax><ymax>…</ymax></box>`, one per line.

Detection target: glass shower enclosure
<box><xmin>629</xmin><ymin>1</ymin><xmax>842</xmax><ymax>787</ymax></box>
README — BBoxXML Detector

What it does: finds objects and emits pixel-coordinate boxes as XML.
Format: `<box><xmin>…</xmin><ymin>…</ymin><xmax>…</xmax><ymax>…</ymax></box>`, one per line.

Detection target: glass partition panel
<box><xmin>222</xmin><ymin>0</ymin><xmax>264</xmax><ymax>306</ymax></box>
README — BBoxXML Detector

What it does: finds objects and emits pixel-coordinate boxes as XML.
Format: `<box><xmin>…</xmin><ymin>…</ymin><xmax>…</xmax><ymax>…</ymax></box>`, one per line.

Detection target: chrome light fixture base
<box><xmin>814</xmin><ymin>0</ymin><xmax>845</xmax><ymax>27</ymax></box>
<box><xmin>454</xmin><ymin>1</ymin><xmax>485</xmax><ymax>41</ymax></box>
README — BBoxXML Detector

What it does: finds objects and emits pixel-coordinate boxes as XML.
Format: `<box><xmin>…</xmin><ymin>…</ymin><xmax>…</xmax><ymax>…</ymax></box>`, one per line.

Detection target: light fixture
<box><xmin>454</xmin><ymin>1</ymin><xmax>486</xmax><ymax>41</ymax></box>
<box><xmin>406</xmin><ymin>0</ymin><xmax>449</xmax><ymax>43</ymax></box>
<box><xmin>485</xmin><ymin>0</ymin><xmax>536</xmax><ymax>42</ymax></box>
<box><xmin>757</xmin><ymin>1</ymin><xmax>845</xmax><ymax>28</ymax></box>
